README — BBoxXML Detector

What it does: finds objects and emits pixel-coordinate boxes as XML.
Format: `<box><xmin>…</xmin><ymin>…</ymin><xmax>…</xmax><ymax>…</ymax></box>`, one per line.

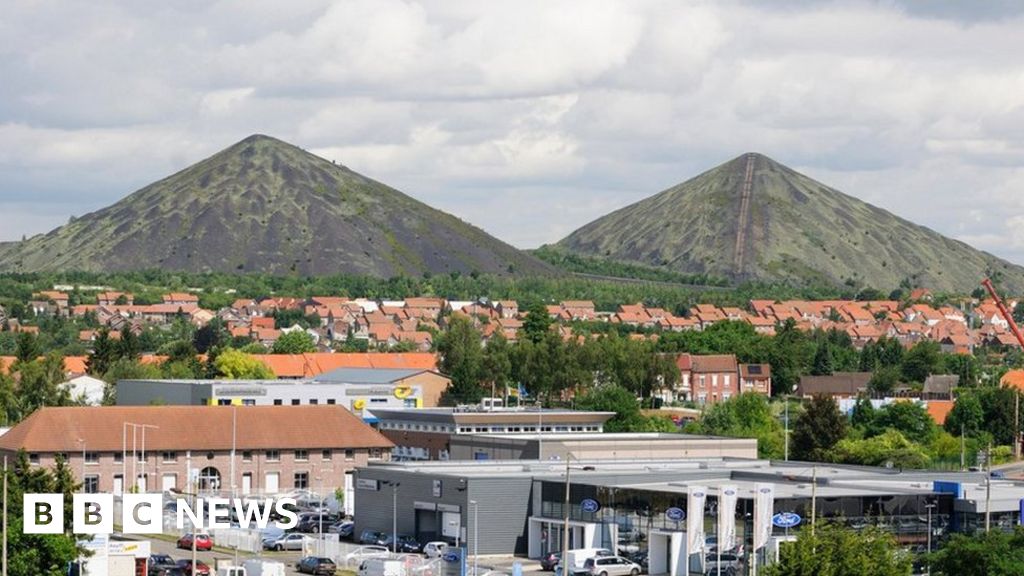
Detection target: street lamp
<box><xmin>560</xmin><ymin>455</ymin><xmax>596</xmax><ymax>576</ymax></box>
<box><xmin>383</xmin><ymin>481</ymin><xmax>401</xmax><ymax>553</ymax></box>
<box><xmin>925</xmin><ymin>498</ymin><xmax>937</xmax><ymax>576</ymax></box>
<box><xmin>536</xmin><ymin>401</ymin><xmax>544</xmax><ymax>461</ymax></box>
<box><xmin>470</xmin><ymin>499</ymin><xmax>479</xmax><ymax>576</ymax></box>
<box><xmin>784</xmin><ymin>385</ymin><xmax>796</xmax><ymax>461</ymax></box>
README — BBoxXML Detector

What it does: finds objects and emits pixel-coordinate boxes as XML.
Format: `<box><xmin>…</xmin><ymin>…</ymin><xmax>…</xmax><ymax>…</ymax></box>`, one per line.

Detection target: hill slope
<box><xmin>557</xmin><ymin>153</ymin><xmax>1024</xmax><ymax>293</ymax></box>
<box><xmin>0</xmin><ymin>135</ymin><xmax>553</xmax><ymax>277</ymax></box>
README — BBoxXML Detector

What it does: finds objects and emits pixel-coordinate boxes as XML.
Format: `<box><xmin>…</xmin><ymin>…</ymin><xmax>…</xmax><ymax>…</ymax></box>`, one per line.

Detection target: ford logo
<box><xmin>581</xmin><ymin>499</ymin><xmax>601</xmax><ymax>513</ymax></box>
<box><xmin>665</xmin><ymin>507</ymin><xmax>685</xmax><ymax>522</ymax></box>
<box><xmin>723</xmin><ymin>489</ymin><xmax>736</xmax><ymax>496</ymax></box>
<box><xmin>443</xmin><ymin>552</ymin><xmax>460</xmax><ymax>563</ymax></box>
<box><xmin>772</xmin><ymin>512</ymin><xmax>802</xmax><ymax>528</ymax></box>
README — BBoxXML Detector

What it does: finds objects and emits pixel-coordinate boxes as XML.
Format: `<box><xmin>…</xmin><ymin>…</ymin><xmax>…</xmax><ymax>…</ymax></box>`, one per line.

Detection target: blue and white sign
<box><xmin>665</xmin><ymin>507</ymin><xmax>685</xmax><ymax>522</ymax></box>
<box><xmin>581</xmin><ymin>499</ymin><xmax>601</xmax><ymax>513</ymax></box>
<box><xmin>772</xmin><ymin>512</ymin><xmax>802</xmax><ymax>528</ymax></box>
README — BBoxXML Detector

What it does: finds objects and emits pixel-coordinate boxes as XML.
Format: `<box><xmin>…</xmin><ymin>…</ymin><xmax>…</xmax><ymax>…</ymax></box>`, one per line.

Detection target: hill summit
<box><xmin>557</xmin><ymin>153</ymin><xmax>1024</xmax><ymax>292</ymax></box>
<box><xmin>0</xmin><ymin>135</ymin><xmax>552</xmax><ymax>277</ymax></box>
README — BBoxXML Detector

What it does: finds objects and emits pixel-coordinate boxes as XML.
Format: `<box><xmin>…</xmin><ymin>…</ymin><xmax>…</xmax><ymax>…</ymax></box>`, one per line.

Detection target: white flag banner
<box><xmin>718</xmin><ymin>484</ymin><xmax>738</xmax><ymax>552</ymax></box>
<box><xmin>687</xmin><ymin>485</ymin><xmax>708</xmax><ymax>554</ymax></box>
<box><xmin>753</xmin><ymin>483</ymin><xmax>775</xmax><ymax>550</ymax></box>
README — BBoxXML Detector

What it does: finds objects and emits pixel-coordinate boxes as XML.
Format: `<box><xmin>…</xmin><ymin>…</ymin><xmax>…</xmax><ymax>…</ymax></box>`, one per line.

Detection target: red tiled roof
<box><xmin>0</xmin><ymin>405</ymin><xmax>392</xmax><ymax>452</ymax></box>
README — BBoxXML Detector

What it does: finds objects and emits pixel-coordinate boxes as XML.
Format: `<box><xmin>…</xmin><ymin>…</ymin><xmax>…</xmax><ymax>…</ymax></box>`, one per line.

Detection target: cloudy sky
<box><xmin>3</xmin><ymin>0</ymin><xmax>1024</xmax><ymax>263</ymax></box>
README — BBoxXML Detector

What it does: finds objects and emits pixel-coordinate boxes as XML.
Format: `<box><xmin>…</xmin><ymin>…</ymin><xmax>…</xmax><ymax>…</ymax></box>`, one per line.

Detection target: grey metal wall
<box><xmin>354</xmin><ymin>467</ymin><xmax>534</xmax><ymax>555</ymax></box>
<box><xmin>117</xmin><ymin>380</ymin><xmax>203</xmax><ymax>405</ymax></box>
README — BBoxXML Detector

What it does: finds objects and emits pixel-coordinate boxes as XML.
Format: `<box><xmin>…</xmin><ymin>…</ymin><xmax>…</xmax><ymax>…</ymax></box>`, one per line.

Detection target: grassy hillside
<box><xmin>0</xmin><ymin>135</ymin><xmax>554</xmax><ymax>278</ymax></box>
<box><xmin>557</xmin><ymin>153</ymin><xmax>1024</xmax><ymax>293</ymax></box>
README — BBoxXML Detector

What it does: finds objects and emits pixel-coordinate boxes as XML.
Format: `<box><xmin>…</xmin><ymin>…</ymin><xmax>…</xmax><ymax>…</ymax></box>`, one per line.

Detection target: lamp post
<box><xmin>470</xmin><ymin>500</ymin><xmax>479</xmax><ymax>576</ymax></box>
<box><xmin>383</xmin><ymin>481</ymin><xmax>401</xmax><ymax>553</ymax></box>
<box><xmin>536</xmin><ymin>401</ymin><xmax>544</xmax><ymax>461</ymax></box>
<box><xmin>560</xmin><ymin>455</ymin><xmax>595</xmax><ymax>576</ymax></box>
<box><xmin>925</xmin><ymin>499</ymin><xmax>936</xmax><ymax>576</ymax></box>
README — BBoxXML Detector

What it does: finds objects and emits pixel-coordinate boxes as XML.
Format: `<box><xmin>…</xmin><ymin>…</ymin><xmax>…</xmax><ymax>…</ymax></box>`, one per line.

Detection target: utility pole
<box><xmin>3</xmin><ymin>455</ymin><xmax>8</xmax><ymax>576</ymax></box>
<box><xmin>985</xmin><ymin>442</ymin><xmax>992</xmax><ymax>533</ymax></box>
<box><xmin>784</xmin><ymin>396</ymin><xmax>789</xmax><ymax>462</ymax></box>
<box><xmin>960</xmin><ymin>424</ymin><xmax>965</xmax><ymax>471</ymax></box>
<box><xmin>1016</xmin><ymin>393</ymin><xmax>1021</xmax><ymax>460</ymax></box>
<box><xmin>562</xmin><ymin>456</ymin><xmax>572</xmax><ymax>576</ymax></box>
<box><xmin>810</xmin><ymin>466</ymin><xmax>817</xmax><ymax>538</ymax></box>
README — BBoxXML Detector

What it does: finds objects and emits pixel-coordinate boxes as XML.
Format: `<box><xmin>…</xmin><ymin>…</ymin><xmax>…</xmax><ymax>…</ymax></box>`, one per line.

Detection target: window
<box><xmin>29</xmin><ymin>453</ymin><xmax>39</xmax><ymax>465</ymax></box>
<box><xmin>344</xmin><ymin>449</ymin><xmax>355</xmax><ymax>461</ymax></box>
<box><xmin>113</xmin><ymin>452</ymin><xmax>123</xmax><ymax>463</ymax></box>
<box><xmin>242</xmin><ymin>399</ymin><xmax>256</xmax><ymax>406</ymax></box>
<box><xmin>295</xmin><ymin>450</ymin><xmax>309</xmax><ymax>462</ymax></box>
<box><xmin>309</xmin><ymin>399</ymin><xmax>318</xmax><ymax>405</ymax></box>
<box><xmin>294</xmin><ymin>472</ymin><xmax>309</xmax><ymax>490</ymax></box>
<box><xmin>162</xmin><ymin>451</ymin><xmax>177</xmax><ymax>463</ymax></box>
<box><xmin>369</xmin><ymin>449</ymin><xmax>383</xmax><ymax>460</ymax></box>
<box><xmin>273</xmin><ymin>399</ymin><xmax>283</xmax><ymax>406</ymax></box>
<box><xmin>217</xmin><ymin>399</ymin><xmax>232</xmax><ymax>406</ymax></box>
<box><xmin>84</xmin><ymin>475</ymin><xmax>99</xmax><ymax>494</ymax></box>
<box><xmin>242</xmin><ymin>451</ymin><xmax>253</xmax><ymax>462</ymax></box>
<box><xmin>266</xmin><ymin>450</ymin><xmax>280</xmax><ymax>462</ymax></box>
<box><xmin>291</xmin><ymin>399</ymin><xmax>300</xmax><ymax>406</ymax></box>
<box><xmin>327</xmin><ymin>399</ymin><xmax>336</xmax><ymax>405</ymax></box>
<box><xmin>322</xmin><ymin>450</ymin><xmax>332</xmax><ymax>461</ymax></box>
<box><xmin>84</xmin><ymin>452</ymin><xmax>99</xmax><ymax>465</ymax></box>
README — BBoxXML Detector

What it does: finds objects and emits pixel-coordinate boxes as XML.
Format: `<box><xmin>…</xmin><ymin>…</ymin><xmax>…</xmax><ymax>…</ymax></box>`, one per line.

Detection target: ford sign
<box><xmin>443</xmin><ymin>552</ymin><xmax>460</xmax><ymax>563</ymax></box>
<box><xmin>665</xmin><ymin>507</ymin><xmax>685</xmax><ymax>522</ymax></box>
<box><xmin>772</xmin><ymin>512</ymin><xmax>802</xmax><ymax>528</ymax></box>
<box><xmin>581</xmin><ymin>499</ymin><xmax>601</xmax><ymax>513</ymax></box>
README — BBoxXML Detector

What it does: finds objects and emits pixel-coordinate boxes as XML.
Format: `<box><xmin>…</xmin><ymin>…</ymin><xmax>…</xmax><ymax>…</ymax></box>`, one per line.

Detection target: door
<box><xmin>136</xmin><ymin>474</ymin><xmax>147</xmax><ymax>493</ymax></box>
<box><xmin>162</xmin><ymin>473</ymin><xmax>177</xmax><ymax>492</ymax></box>
<box><xmin>113</xmin><ymin>475</ymin><xmax>124</xmax><ymax>496</ymax></box>
<box><xmin>265</xmin><ymin>472</ymin><xmax>280</xmax><ymax>494</ymax></box>
<box><xmin>242</xmin><ymin>473</ymin><xmax>252</xmax><ymax>495</ymax></box>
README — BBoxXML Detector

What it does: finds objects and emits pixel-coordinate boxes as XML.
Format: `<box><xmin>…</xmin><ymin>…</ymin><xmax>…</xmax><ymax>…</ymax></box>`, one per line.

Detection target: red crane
<box><xmin>981</xmin><ymin>278</ymin><xmax>1024</xmax><ymax>348</ymax></box>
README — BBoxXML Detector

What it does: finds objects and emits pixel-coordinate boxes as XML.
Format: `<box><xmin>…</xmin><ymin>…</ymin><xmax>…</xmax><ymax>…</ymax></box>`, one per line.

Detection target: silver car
<box><xmin>262</xmin><ymin>532</ymin><xmax>306</xmax><ymax>551</ymax></box>
<box><xmin>583</xmin><ymin>556</ymin><xmax>641</xmax><ymax>576</ymax></box>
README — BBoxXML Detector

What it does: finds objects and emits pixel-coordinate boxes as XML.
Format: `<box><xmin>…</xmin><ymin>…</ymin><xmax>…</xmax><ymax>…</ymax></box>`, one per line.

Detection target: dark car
<box><xmin>297</xmin><ymin>556</ymin><xmax>339</xmax><ymax>575</ymax></box>
<box><xmin>329</xmin><ymin>520</ymin><xmax>355</xmax><ymax>538</ymax></box>
<box><xmin>540</xmin><ymin>552</ymin><xmax>561</xmax><ymax>571</ymax></box>
<box><xmin>359</xmin><ymin>529</ymin><xmax>389</xmax><ymax>546</ymax></box>
<box><xmin>175</xmin><ymin>559</ymin><xmax>211</xmax><ymax>576</ymax></box>
<box><xmin>296</xmin><ymin>513</ymin><xmax>340</xmax><ymax>533</ymax></box>
<box><xmin>152</xmin><ymin>569</ymin><xmax>186</xmax><ymax>576</ymax></box>
<box><xmin>148</xmin><ymin>554</ymin><xmax>178</xmax><ymax>575</ymax></box>
<box><xmin>384</xmin><ymin>534</ymin><xmax>422</xmax><ymax>553</ymax></box>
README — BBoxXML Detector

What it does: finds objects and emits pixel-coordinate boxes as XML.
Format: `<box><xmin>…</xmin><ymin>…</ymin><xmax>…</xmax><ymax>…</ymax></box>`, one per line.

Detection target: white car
<box><xmin>345</xmin><ymin>545</ymin><xmax>391</xmax><ymax>563</ymax></box>
<box><xmin>582</xmin><ymin>556</ymin><xmax>641</xmax><ymax>576</ymax></box>
<box><xmin>423</xmin><ymin>541</ymin><xmax>450</xmax><ymax>559</ymax></box>
<box><xmin>262</xmin><ymin>532</ymin><xmax>305</xmax><ymax>551</ymax></box>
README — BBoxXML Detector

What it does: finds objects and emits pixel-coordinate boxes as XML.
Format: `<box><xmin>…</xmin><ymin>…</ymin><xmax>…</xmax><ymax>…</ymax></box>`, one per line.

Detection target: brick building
<box><xmin>0</xmin><ymin>405</ymin><xmax>392</xmax><ymax>504</ymax></box>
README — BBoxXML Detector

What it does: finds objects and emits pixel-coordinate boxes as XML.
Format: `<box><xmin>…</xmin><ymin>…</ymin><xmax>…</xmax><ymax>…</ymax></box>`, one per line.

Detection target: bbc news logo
<box><xmin>23</xmin><ymin>494</ymin><xmax>299</xmax><ymax>535</ymax></box>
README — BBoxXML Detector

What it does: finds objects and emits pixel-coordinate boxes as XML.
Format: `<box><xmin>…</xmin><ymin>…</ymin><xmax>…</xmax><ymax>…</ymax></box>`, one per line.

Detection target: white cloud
<box><xmin>2</xmin><ymin>0</ymin><xmax>1024</xmax><ymax>267</ymax></box>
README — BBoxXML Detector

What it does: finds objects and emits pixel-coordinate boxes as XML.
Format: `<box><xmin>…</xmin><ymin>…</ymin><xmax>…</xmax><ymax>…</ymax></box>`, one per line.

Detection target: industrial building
<box><xmin>354</xmin><ymin>457</ymin><xmax>1024</xmax><ymax>574</ymax></box>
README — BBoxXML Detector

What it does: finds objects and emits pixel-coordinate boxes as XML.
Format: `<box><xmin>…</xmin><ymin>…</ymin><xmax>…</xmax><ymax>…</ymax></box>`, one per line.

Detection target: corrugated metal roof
<box><xmin>315</xmin><ymin>367</ymin><xmax>428</xmax><ymax>384</ymax></box>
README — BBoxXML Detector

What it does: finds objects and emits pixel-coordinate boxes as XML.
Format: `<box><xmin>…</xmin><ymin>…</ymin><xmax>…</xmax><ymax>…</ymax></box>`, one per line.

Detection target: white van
<box><xmin>241</xmin><ymin>559</ymin><xmax>287</xmax><ymax>576</ymax></box>
<box><xmin>359</xmin><ymin>558</ymin><xmax>407</xmax><ymax>576</ymax></box>
<box><xmin>565</xmin><ymin>548</ymin><xmax>615</xmax><ymax>569</ymax></box>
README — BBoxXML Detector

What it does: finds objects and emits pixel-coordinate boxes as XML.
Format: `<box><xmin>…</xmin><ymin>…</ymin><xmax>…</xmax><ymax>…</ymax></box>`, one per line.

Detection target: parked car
<box><xmin>582</xmin><ymin>556</ymin><xmax>640</xmax><ymax>576</ymax></box>
<box><xmin>149</xmin><ymin>554</ymin><xmax>179</xmax><ymax>575</ymax></box>
<box><xmin>540</xmin><ymin>552</ymin><xmax>561</xmax><ymax>571</ymax></box>
<box><xmin>297</xmin><ymin>556</ymin><xmax>338</xmax><ymax>575</ymax></box>
<box><xmin>704</xmin><ymin>553</ymin><xmax>743</xmax><ymax>576</ymax></box>
<box><xmin>344</xmin><ymin>545</ymin><xmax>390</xmax><ymax>564</ymax></box>
<box><xmin>622</xmin><ymin>550</ymin><xmax>647</xmax><ymax>572</ymax></box>
<box><xmin>175</xmin><ymin>559</ymin><xmax>211</xmax><ymax>576</ymax></box>
<box><xmin>423</xmin><ymin>541</ymin><xmax>450</xmax><ymax>559</ymax></box>
<box><xmin>383</xmin><ymin>534</ymin><xmax>422</xmax><ymax>553</ymax></box>
<box><xmin>329</xmin><ymin>520</ymin><xmax>355</xmax><ymax>538</ymax></box>
<box><xmin>296</xmin><ymin>514</ymin><xmax>339</xmax><ymax>533</ymax></box>
<box><xmin>151</xmin><ymin>569</ymin><xmax>186</xmax><ymax>576</ymax></box>
<box><xmin>263</xmin><ymin>532</ymin><xmax>306</xmax><ymax>551</ymax></box>
<box><xmin>360</xmin><ymin>529</ymin><xmax>390</xmax><ymax>546</ymax></box>
<box><xmin>177</xmin><ymin>533</ymin><xmax>213</xmax><ymax>551</ymax></box>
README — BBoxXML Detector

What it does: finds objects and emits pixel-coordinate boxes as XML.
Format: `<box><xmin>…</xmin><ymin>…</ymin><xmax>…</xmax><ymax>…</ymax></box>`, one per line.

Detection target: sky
<box><xmin>2</xmin><ymin>0</ymin><xmax>1024</xmax><ymax>264</ymax></box>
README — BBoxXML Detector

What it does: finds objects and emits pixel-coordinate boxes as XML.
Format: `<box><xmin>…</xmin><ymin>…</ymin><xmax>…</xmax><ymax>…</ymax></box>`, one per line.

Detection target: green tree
<box><xmin>792</xmin><ymin>395</ymin><xmax>847</xmax><ymax>461</ymax></box>
<box><xmin>900</xmin><ymin>341</ymin><xmax>943</xmax><ymax>383</ymax></box>
<box><xmin>117</xmin><ymin>329</ymin><xmax>141</xmax><ymax>360</ymax></box>
<box><xmin>850</xmin><ymin>395</ymin><xmax>876</xmax><ymax>429</ymax></box>
<box><xmin>696</xmin><ymin>393</ymin><xmax>784</xmax><ymax>458</ymax></box>
<box><xmin>86</xmin><ymin>328</ymin><xmax>117</xmax><ymax>376</ymax></box>
<box><xmin>575</xmin><ymin>384</ymin><xmax>674</xmax><ymax>432</ymax></box>
<box><xmin>931</xmin><ymin>525</ymin><xmax>1024</xmax><ymax>576</ymax></box>
<box><xmin>830</xmin><ymin>429</ymin><xmax>931</xmax><ymax>469</ymax></box>
<box><xmin>481</xmin><ymin>333</ymin><xmax>512</xmax><ymax>399</ymax></box>
<box><xmin>437</xmin><ymin>315</ymin><xmax>484</xmax><ymax>404</ymax></box>
<box><xmin>213</xmin><ymin>348</ymin><xmax>274</xmax><ymax>379</ymax></box>
<box><xmin>193</xmin><ymin>318</ymin><xmax>228</xmax><ymax>353</ymax></box>
<box><xmin>868</xmin><ymin>366</ymin><xmax>901</xmax><ymax>396</ymax></box>
<box><xmin>14</xmin><ymin>331</ymin><xmax>41</xmax><ymax>363</ymax></box>
<box><xmin>521</xmin><ymin>303</ymin><xmax>552</xmax><ymax>343</ymax></box>
<box><xmin>17</xmin><ymin>353</ymin><xmax>71</xmax><ymax>414</ymax></box>
<box><xmin>3</xmin><ymin>450</ymin><xmax>81</xmax><ymax>576</ymax></box>
<box><xmin>944</xmin><ymin>391</ymin><xmax>984</xmax><ymax>437</ymax></box>
<box><xmin>271</xmin><ymin>330</ymin><xmax>316</xmax><ymax>354</ymax></box>
<box><xmin>812</xmin><ymin>340</ymin><xmax>834</xmax><ymax>376</ymax></box>
<box><xmin>764</xmin><ymin>521</ymin><xmax>911</xmax><ymax>576</ymax></box>
<box><xmin>868</xmin><ymin>401</ymin><xmax>936</xmax><ymax>444</ymax></box>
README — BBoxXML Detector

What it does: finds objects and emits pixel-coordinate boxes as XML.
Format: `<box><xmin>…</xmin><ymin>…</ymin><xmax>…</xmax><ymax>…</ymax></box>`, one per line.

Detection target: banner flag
<box><xmin>687</xmin><ymin>485</ymin><xmax>708</xmax><ymax>554</ymax></box>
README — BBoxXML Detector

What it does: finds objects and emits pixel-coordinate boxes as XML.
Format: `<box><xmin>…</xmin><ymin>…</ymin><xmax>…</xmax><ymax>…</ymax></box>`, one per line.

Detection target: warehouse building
<box><xmin>354</xmin><ymin>457</ymin><xmax>1024</xmax><ymax>571</ymax></box>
